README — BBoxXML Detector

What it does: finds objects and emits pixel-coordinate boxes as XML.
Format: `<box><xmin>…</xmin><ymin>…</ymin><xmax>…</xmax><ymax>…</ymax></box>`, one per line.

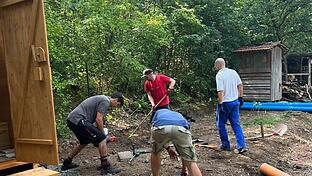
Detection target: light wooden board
<box><xmin>0</xmin><ymin>160</ymin><xmax>29</xmax><ymax>170</ymax></box>
<box><xmin>8</xmin><ymin>167</ymin><xmax>59</xmax><ymax>176</ymax></box>
<box><xmin>0</xmin><ymin>0</ymin><xmax>58</xmax><ymax>164</ymax></box>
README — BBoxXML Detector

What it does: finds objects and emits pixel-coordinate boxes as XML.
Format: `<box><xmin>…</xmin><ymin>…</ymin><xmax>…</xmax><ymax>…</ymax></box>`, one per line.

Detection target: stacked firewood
<box><xmin>282</xmin><ymin>82</ymin><xmax>312</xmax><ymax>102</ymax></box>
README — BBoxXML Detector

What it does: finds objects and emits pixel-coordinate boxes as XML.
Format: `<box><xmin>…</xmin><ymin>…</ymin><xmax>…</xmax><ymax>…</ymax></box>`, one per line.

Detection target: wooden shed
<box><xmin>0</xmin><ymin>0</ymin><xmax>59</xmax><ymax>174</ymax></box>
<box><xmin>234</xmin><ymin>42</ymin><xmax>287</xmax><ymax>101</ymax></box>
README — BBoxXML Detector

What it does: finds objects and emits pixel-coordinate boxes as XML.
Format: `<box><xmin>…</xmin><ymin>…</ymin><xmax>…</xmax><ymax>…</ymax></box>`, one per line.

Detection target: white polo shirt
<box><xmin>216</xmin><ymin>68</ymin><xmax>242</xmax><ymax>103</ymax></box>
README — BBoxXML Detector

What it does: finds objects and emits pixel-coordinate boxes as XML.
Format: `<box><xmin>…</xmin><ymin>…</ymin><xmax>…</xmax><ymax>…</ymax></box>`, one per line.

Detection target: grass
<box><xmin>242</xmin><ymin>111</ymin><xmax>293</xmax><ymax>127</ymax></box>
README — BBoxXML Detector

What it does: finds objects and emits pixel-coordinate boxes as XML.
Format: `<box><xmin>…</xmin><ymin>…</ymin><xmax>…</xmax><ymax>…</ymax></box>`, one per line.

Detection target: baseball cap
<box><xmin>141</xmin><ymin>68</ymin><xmax>153</xmax><ymax>78</ymax></box>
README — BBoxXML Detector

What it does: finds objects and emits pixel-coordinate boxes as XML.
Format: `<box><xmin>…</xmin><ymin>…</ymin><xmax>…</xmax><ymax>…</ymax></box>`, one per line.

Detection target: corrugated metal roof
<box><xmin>234</xmin><ymin>42</ymin><xmax>287</xmax><ymax>53</ymax></box>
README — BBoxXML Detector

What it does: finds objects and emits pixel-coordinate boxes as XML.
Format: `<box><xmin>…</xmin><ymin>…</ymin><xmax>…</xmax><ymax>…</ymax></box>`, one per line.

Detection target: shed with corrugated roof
<box><xmin>234</xmin><ymin>42</ymin><xmax>287</xmax><ymax>101</ymax></box>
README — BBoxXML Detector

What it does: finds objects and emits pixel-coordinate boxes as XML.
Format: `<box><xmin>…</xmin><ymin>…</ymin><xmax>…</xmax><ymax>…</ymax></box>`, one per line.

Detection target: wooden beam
<box><xmin>0</xmin><ymin>160</ymin><xmax>29</xmax><ymax>171</ymax></box>
<box><xmin>16</xmin><ymin>138</ymin><xmax>53</xmax><ymax>145</ymax></box>
<box><xmin>0</xmin><ymin>0</ymin><xmax>27</xmax><ymax>8</ymax></box>
<box><xmin>308</xmin><ymin>58</ymin><xmax>311</xmax><ymax>86</ymax></box>
<box><xmin>287</xmin><ymin>73</ymin><xmax>310</xmax><ymax>76</ymax></box>
<box><xmin>8</xmin><ymin>167</ymin><xmax>59</xmax><ymax>176</ymax></box>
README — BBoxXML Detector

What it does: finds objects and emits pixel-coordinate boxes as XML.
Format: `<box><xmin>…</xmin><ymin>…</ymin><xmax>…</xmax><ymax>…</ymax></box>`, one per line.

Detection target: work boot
<box><xmin>100</xmin><ymin>164</ymin><xmax>122</xmax><ymax>175</ymax></box>
<box><xmin>61</xmin><ymin>158</ymin><xmax>79</xmax><ymax>171</ymax></box>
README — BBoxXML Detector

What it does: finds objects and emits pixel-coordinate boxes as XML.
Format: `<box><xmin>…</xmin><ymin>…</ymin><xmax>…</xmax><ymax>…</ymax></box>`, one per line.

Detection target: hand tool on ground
<box><xmin>246</xmin><ymin>123</ymin><xmax>287</xmax><ymax>140</ymax></box>
<box><xmin>128</xmin><ymin>93</ymin><xmax>168</xmax><ymax>138</ymax></box>
<box><xmin>128</xmin><ymin>144</ymin><xmax>152</xmax><ymax>164</ymax></box>
<box><xmin>194</xmin><ymin>144</ymin><xmax>219</xmax><ymax>150</ymax></box>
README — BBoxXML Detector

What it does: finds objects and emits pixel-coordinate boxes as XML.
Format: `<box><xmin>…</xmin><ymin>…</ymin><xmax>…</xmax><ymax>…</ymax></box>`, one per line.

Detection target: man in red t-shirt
<box><xmin>142</xmin><ymin>69</ymin><xmax>176</xmax><ymax>120</ymax></box>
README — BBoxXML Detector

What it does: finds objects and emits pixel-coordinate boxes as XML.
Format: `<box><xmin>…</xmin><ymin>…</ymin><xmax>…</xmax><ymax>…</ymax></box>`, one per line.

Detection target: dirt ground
<box><xmin>57</xmin><ymin>108</ymin><xmax>312</xmax><ymax>176</ymax></box>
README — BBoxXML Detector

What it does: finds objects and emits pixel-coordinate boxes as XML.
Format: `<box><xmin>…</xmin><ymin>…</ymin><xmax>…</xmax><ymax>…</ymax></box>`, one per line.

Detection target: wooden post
<box><xmin>308</xmin><ymin>57</ymin><xmax>311</xmax><ymax>86</ymax></box>
<box><xmin>260</xmin><ymin>123</ymin><xmax>264</xmax><ymax>138</ymax></box>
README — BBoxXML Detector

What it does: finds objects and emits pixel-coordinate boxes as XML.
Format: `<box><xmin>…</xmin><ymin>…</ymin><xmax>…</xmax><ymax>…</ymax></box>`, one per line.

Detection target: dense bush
<box><xmin>45</xmin><ymin>0</ymin><xmax>312</xmax><ymax>137</ymax></box>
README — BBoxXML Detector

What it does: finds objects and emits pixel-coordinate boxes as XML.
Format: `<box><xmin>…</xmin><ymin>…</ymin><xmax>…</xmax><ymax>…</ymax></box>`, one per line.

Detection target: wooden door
<box><xmin>0</xmin><ymin>0</ymin><xmax>59</xmax><ymax>164</ymax></box>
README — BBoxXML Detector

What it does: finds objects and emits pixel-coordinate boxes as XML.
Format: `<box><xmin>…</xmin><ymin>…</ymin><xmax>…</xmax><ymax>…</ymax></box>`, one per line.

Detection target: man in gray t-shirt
<box><xmin>62</xmin><ymin>92</ymin><xmax>124</xmax><ymax>175</ymax></box>
<box><xmin>67</xmin><ymin>95</ymin><xmax>110</xmax><ymax>125</ymax></box>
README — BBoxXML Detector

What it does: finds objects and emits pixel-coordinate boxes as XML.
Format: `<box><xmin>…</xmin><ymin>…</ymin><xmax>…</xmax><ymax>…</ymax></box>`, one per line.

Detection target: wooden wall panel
<box><xmin>240</xmin><ymin>72</ymin><xmax>271</xmax><ymax>101</ymax></box>
<box><xmin>0</xmin><ymin>8</ymin><xmax>13</xmax><ymax>148</ymax></box>
<box><xmin>271</xmin><ymin>47</ymin><xmax>282</xmax><ymax>101</ymax></box>
<box><xmin>0</xmin><ymin>0</ymin><xmax>58</xmax><ymax>164</ymax></box>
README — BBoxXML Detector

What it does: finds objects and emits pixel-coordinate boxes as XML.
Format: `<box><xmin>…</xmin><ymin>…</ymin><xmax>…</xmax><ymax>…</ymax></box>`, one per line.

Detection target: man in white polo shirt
<box><xmin>214</xmin><ymin>58</ymin><xmax>247</xmax><ymax>154</ymax></box>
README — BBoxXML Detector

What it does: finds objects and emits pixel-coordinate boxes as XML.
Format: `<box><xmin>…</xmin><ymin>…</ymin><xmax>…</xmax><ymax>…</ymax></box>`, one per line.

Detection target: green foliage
<box><xmin>238</xmin><ymin>0</ymin><xmax>312</xmax><ymax>53</ymax></box>
<box><xmin>44</xmin><ymin>0</ymin><xmax>312</xmax><ymax>137</ymax></box>
<box><xmin>243</xmin><ymin>111</ymin><xmax>292</xmax><ymax>126</ymax></box>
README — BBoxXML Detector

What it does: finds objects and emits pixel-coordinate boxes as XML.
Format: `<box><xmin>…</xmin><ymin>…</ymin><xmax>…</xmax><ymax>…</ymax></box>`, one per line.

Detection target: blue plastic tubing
<box><xmin>240</xmin><ymin>102</ymin><xmax>312</xmax><ymax>112</ymax></box>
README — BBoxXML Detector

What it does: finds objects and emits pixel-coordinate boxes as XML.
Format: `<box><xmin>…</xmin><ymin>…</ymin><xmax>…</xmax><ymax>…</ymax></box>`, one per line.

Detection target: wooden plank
<box><xmin>242</xmin><ymin>77</ymin><xmax>271</xmax><ymax>80</ymax></box>
<box><xmin>271</xmin><ymin>47</ymin><xmax>282</xmax><ymax>101</ymax></box>
<box><xmin>16</xmin><ymin>138</ymin><xmax>53</xmax><ymax>145</ymax></box>
<box><xmin>287</xmin><ymin>73</ymin><xmax>310</xmax><ymax>76</ymax></box>
<box><xmin>242</xmin><ymin>80</ymin><xmax>271</xmax><ymax>84</ymax></box>
<box><xmin>0</xmin><ymin>0</ymin><xmax>59</xmax><ymax>164</ymax></box>
<box><xmin>240</xmin><ymin>72</ymin><xmax>271</xmax><ymax>76</ymax></box>
<box><xmin>0</xmin><ymin>0</ymin><xmax>27</xmax><ymax>8</ymax></box>
<box><xmin>245</xmin><ymin>86</ymin><xmax>271</xmax><ymax>89</ymax></box>
<box><xmin>244</xmin><ymin>97</ymin><xmax>271</xmax><ymax>101</ymax></box>
<box><xmin>244</xmin><ymin>94</ymin><xmax>271</xmax><ymax>97</ymax></box>
<box><xmin>244</xmin><ymin>90</ymin><xmax>270</xmax><ymax>94</ymax></box>
<box><xmin>244</xmin><ymin>86</ymin><xmax>271</xmax><ymax>90</ymax></box>
<box><xmin>8</xmin><ymin>167</ymin><xmax>59</xmax><ymax>176</ymax></box>
<box><xmin>0</xmin><ymin>160</ymin><xmax>28</xmax><ymax>170</ymax></box>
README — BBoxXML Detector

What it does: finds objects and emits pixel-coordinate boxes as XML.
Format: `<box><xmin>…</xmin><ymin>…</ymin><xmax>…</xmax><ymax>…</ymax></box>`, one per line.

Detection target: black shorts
<box><xmin>67</xmin><ymin>120</ymin><xmax>107</xmax><ymax>145</ymax></box>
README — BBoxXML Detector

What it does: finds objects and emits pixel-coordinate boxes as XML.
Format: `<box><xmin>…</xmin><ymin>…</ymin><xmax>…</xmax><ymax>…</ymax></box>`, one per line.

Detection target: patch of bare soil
<box><xmin>57</xmin><ymin>109</ymin><xmax>312</xmax><ymax>176</ymax></box>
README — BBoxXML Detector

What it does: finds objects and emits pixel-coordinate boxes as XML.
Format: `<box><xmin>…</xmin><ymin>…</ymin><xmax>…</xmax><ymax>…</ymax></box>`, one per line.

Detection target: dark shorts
<box><xmin>67</xmin><ymin>120</ymin><xmax>107</xmax><ymax>145</ymax></box>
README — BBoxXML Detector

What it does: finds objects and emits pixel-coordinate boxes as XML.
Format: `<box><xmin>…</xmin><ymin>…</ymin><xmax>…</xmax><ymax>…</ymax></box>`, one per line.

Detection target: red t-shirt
<box><xmin>144</xmin><ymin>74</ymin><xmax>171</xmax><ymax>107</ymax></box>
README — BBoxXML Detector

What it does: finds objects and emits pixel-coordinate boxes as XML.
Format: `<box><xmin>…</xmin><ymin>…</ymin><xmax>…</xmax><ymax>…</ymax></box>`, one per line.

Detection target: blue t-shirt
<box><xmin>151</xmin><ymin>109</ymin><xmax>190</xmax><ymax>129</ymax></box>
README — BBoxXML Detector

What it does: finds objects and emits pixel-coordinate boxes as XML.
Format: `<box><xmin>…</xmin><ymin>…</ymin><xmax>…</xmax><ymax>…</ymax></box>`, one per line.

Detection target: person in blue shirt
<box><xmin>150</xmin><ymin>109</ymin><xmax>202</xmax><ymax>176</ymax></box>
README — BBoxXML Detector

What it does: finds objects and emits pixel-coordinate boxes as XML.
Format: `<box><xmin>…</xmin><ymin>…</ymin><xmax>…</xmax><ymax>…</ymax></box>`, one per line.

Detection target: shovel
<box><xmin>128</xmin><ymin>93</ymin><xmax>168</xmax><ymax>138</ymax></box>
<box><xmin>246</xmin><ymin>123</ymin><xmax>287</xmax><ymax>140</ymax></box>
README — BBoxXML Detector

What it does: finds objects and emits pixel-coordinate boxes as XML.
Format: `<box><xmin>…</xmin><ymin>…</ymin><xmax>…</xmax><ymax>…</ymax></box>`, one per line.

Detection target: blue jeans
<box><xmin>216</xmin><ymin>99</ymin><xmax>246</xmax><ymax>149</ymax></box>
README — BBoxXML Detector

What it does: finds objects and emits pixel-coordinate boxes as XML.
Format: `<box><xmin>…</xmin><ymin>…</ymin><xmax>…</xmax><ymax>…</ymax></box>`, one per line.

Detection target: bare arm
<box><xmin>95</xmin><ymin>112</ymin><xmax>104</xmax><ymax>133</ymax></box>
<box><xmin>169</xmin><ymin>78</ymin><xmax>176</xmax><ymax>89</ymax></box>
<box><xmin>147</xmin><ymin>92</ymin><xmax>155</xmax><ymax>107</ymax></box>
<box><xmin>238</xmin><ymin>83</ymin><xmax>243</xmax><ymax>97</ymax></box>
<box><xmin>217</xmin><ymin>91</ymin><xmax>224</xmax><ymax>104</ymax></box>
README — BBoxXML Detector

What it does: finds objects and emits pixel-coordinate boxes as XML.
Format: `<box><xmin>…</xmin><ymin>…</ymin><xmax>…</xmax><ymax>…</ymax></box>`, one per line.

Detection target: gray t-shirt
<box><xmin>67</xmin><ymin>95</ymin><xmax>110</xmax><ymax>125</ymax></box>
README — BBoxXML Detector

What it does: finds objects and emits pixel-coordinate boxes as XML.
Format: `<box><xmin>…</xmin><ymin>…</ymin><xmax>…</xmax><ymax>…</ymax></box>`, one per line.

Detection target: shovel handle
<box><xmin>153</xmin><ymin>93</ymin><xmax>169</xmax><ymax>109</ymax></box>
<box><xmin>128</xmin><ymin>93</ymin><xmax>168</xmax><ymax>138</ymax></box>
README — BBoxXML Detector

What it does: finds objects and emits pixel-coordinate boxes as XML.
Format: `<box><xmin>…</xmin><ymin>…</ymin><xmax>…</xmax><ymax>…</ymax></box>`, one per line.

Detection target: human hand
<box><xmin>238</xmin><ymin>97</ymin><xmax>244</xmax><ymax>107</ymax></box>
<box><xmin>166</xmin><ymin>147</ymin><xmax>178</xmax><ymax>160</ymax></box>
<box><xmin>167</xmin><ymin>88</ymin><xmax>174</xmax><ymax>94</ymax></box>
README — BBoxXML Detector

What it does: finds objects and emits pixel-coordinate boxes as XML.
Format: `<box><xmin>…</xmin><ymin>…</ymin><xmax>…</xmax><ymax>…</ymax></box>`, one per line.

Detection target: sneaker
<box><xmin>61</xmin><ymin>159</ymin><xmax>79</xmax><ymax>171</ymax></box>
<box><xmin>220</xmin><ymin>145</ymin><xmax>231</xmax><ymax>151</ymax></box>
<box><xmin>234</xmin><ymin>148</ymin><xmax>248</xmax><ymax>154</ymax></box>
<box><xmin>101</xmin><ymin>164</ymin><xmax>122</xmax><ymax>175</ymax></box>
